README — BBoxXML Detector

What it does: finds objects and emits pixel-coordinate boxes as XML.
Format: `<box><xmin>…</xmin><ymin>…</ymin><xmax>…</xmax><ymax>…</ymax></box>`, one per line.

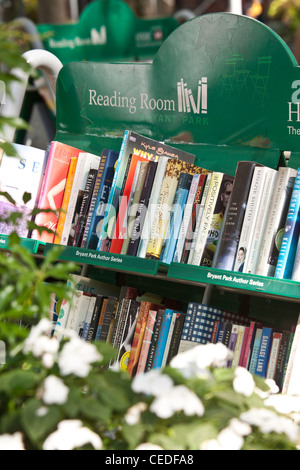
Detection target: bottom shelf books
<box><xmin>50</xmin><ymin>276</ymin><xmax>297</xmax><ymax>391</ymax></box>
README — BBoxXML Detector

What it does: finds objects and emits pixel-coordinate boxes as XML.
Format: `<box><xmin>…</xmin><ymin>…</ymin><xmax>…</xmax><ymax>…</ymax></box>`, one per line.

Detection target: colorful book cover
<box><xmin>110</xmin><ymin>286</ymin><xmax>139</xmax><ymax>352</ymax></box>
<box><xmin>255</xmin><ymin>166</ymin><xmax>297</xmax><ymax>277</ymax></box>
<box><xmin>213</xmin><ymin>161</ymin><xmax>259</xmax><ymax>271</ymax></box>
<box><xmin>59</xmin><ymin>151</ymin><xmax>101</xmax><ymax>246</ymax></box>
<box><xmin>98</xmin><ymin>296</ymin><xmax>118</xmax><ymax>342</ymax></box>
<box><xmin>255</xmin><ymin>327</ymin><xmax>273</xmax><ymax>377</ymax></box>
<box><xmin>172</xmin><ymin>173</ymin><xmax>200</xmax><ymax>264</ymax></box>
<box><xmin>275</xmin><ymin>167</ymin><xmax>300</xmax><ymax>279</ymax></box>
<box><xmin>161</xmin><ymin>311</ymin><xmax>179</xmax><ymax>367</ymax></box>
<box><xmin>33</xmin><ymin>141</ymin><xmax>82</xmax><ymax>243</ymax></box>
<box><xmin>160</xmin><ymin>172</ymin><xmax>193</xmax><ymax>264</ymax></box>
<box><xmin>109</xmin><ymin>153</ymin><xmax>152</xmax><ymax>254</ymax></box>
<box><xmin>180</xmin><ymin>173</ymin><xmax>208</xmax><ymax>264</ymax></box>
<box><xmin>55</xmin><ymin>156</ymin><xmax>78</xmax><ymax>244</ymax></box>
<box><xmin>136</xmin><ymin>309</ymin><xmax>158</xmax><ymax>374</ymax></box>
<box><xmin>82</xmin><ymin>149</ymin><xmax>118</xmax><ymax>250</ymax></box>
<box><xmin>94</xmin><ymin>298</ymin><xmax>109</xmax><ymax>341</ymax></box>
<box><xmin>233</xmin><ymin>166</ymin><xmax>269</xmax><ymax>272</ymax></box>
<box><xmin>146</xmin><ymin>160</ymin><xmax>208</xmax><ymax>260</ymax></box>
<box><xmin>152</xmin><ymin>309</ymin><xmax>174</xmax><ymax>370</ymax></box>
<box><xmin>86</xmin><ymin>295</ymin><xmax>106</xmax><ymax>342</ymax></box>
<box><xmin>239</xmin><ymin>321</ymin><xmax>257</xmax><ymax>369</ymax></box>
<box><xmin>127</xmin><ymin>301</ymin><xmax>154</xmax><ymax>376</ymax></box>
<box><xmin>191</xmin><ymin>172</ymin><xmax>234</xmax><ymax>267</ymax></box>
<box><xmin>117</xmin><ymin>299</ymin><xmax>140</xmax><ymax>371</ymax></box>
<box><xmin>97</xmin><ymin>130</ymin><xmax>195</xmax><ymax>252</ymax></box>
<box><xmin>127</xmin><ymin>160</ymin><xmax>158</xmax><ymax>257</ymax></box>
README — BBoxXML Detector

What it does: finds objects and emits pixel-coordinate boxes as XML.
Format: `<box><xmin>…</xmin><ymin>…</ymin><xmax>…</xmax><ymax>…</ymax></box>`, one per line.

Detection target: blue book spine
<box><xmin>255</xmin><ymin>327</ymin><xmax>273</xmax><ymax>377</ymax></box>
<box><xmin>248</xmin><ymin>329</ymin><xmax>263</xmax><ymax>374</ymax></box>
<box><xmin>97</xmin><ymin>131</ymin><xmax>129</xmax><ymax>251</ymax></box>
<box><xmin>161</xmin><ymin>173</ymin><xmax>192</xmax><ymax>264</ymax></box>
<box><xmin>86</xmin><ymin>150</ymin><xmax>118</xmax><ymax>250</ymax></box>
<box><xmin>275</xmin><ymin>168</ymin><xmax>300</xmax><ymax>279</ymax></box>
<box><xmin>152</xmin><ymin>309</ymin><xmax>174</xmax><ymax>369</ymax></box>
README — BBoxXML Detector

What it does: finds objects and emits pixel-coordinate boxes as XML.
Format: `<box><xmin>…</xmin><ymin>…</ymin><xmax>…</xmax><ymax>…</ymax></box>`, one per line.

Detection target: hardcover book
<box><xmin>97</xmin><ymin>130</ymin><xmax>196</xmax><ymax>252</ymax></box>
<box><xmin>275</xmin><ymin>167</ymin><xmax>300</xmax><ymax>279</ymax></box>
<box><xmin>190</xmin><ymin>172</ymin><xmax>234</xmax><ymax>267</ymax></box>
<box><xmin>255</xmin><ymin>166</ymin><xmax>297</xmax><ymax>277</ymax></box>
<box><xmin>33</xmin><ymin>141</ymin><xmax>83</xmax><ymax>243</ymax></box>
<box><xmin>55</xmin><ymin>156</ymin><xmax>78</xmax><ymax>244</ymax></box>
<box><xmin>255</xmin><ymin>327</ymin><xmax>273</xmax><ymax>378</ymax></box>
<box><xmin>0</xmin><ymin>143</ymin><xmax>48</xmax><ymax>238</ymax></box>
<box><xmin>213</xmin><ymin>161</ymin><xmax>260</xmax><ymax>271</ymax></box>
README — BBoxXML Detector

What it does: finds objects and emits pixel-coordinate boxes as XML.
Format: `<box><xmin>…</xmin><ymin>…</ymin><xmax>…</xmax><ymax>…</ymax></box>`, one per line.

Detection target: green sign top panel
<box><xmin>37</xmin><ymin>0</ymin><xmax>178</xmax><ymax>62</ymax></box>
<box><xmin>55</xmin><ymin>12</ymin><xmax>300</xmax><ymax>160</ymax></box>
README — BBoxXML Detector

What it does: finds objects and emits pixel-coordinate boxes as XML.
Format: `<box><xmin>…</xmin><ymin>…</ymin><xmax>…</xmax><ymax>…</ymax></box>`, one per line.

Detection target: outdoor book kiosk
<box><xmin>13</xmin><ymin>12</ymin><xmax>300</xmax><ymax>330</ymax></box>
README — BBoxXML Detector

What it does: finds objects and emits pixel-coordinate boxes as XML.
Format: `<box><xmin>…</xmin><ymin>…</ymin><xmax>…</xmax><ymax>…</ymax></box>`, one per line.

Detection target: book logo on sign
<box><xmin>177</xmin><ymin>78</ymin><xmax>207</xmax><ymax>114</ymax></box>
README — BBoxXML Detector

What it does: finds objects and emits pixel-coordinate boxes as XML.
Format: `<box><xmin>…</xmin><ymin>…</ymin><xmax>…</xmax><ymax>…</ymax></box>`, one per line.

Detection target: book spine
<box><xmin>94</xmin><ymin>298</ymin><xmax>108</xmax><ymax>341</ymax></box>
<box><xmin>161</xmin><ymin>173</ymin><xmax>192</xmax><ymax>264</ymax></box>
<box><xmin>180</xmin><ymin>173</ymin><xmax>208</xmax><ymax>264</ymax></box>
<box><xmin>98</xmin><ymin>297</ymin><xmax>118</xmax><ymax>342</ymax></box>
<box><xmin>282</xmin><ymin>315</ymin><xmax>300</xmax><ymax>394</ymax></box>
<box><xmin>255</xmin><ymin>327</ymin><xmax>273</xmax><ymax>377</ymax></box>
<box><xmin>161</xmin><ymin>311</ymin><xmax>178</xmax><ymax>367</ymax></box>
<box><xmin>172</xmin><ymin>173</ymin><xmax>200</xmax><ymax>264</ymax></box>
<box><xmin>65</xmin><ymin>290</ymin><xmax>83</xmax><ymax>334</ymax></box>
<box><xmin>72</xmin><ymin>168</ymin><xmax>98</xmax><ymax>247</ymax></box>
<box><xmin>152</xmin><ymin>309</ymin><xmax>173</xmax><ymax>369</ymax></box>
<box><xmin>137</xmin><ymin>157</ymin><xmax>169</xmax><ymax>259</ymax></box>
<box><xmin>266</xmin><ymin>332</ymin><xmax>282</xmax><ymax>380</ymax></box>
<box><xmin>81</xmin><ymin>295</ymin><xmax>97</xmax><ymax>341</ymax></box>
<box><xmin>81</xmin><ymin>151</ymin><xmax>108</xmax><ymax>248</ymax></box>
<box><xmin>213</xmin><ymin>161</ymin><xmax>257</xmax><ymax>271</ymax></box>
<box><xmin>127</xmin><ymin>160</ymin><xmax>158</xmax><ymax>257</ymax></box>
<box><xmin>243</xmin><ymin>168</ymin><xmax>277</xmax><ymax>273</ymax></box>
<box><xmin>145</xmin><ymin>309</ymin><xmax>165</xmax><ymax>372</ymax></box>
<box><xmin>136</xmin><ymin>309</ymin><xmax>157</xmax><ymax>374</ymax></box>
<box><xmin>240</xmin><ymin>321</ymin><xmax>257</xmax><ymax>369</ymax></box>
<box><xmin>233</xmin><ymin>166</ymin><xmax>267</xmax><ymax>272</ymax></box>
<box><xmin>227</xmin><ymin>324</ymin><xmax>239</xmax><ymax>367</ymax></box>
<box><xmin>166</xmin><ymin>313</ymin><xmax>186</xmax><ymax>364</ymax></box>
<box><xmin>98</xmin><ymin>131</ymin><xmax>130</xmax><ymax>252</ymax></box>
<box><xmin>256</xmin><ymin>167</ymin><xmax>297</xmax><ymax>277</ymax></box>
<box><xmin>190</xmin><ymin>172</ymin><xmax>224</xmax><ymax>266</ymax></box>
<box><xmin>248</xmin><ymin>328</ymin><xmax>263</xmax><ymax>373</ymax></box>
<box><xmin>77</xmin><ymin>293</ymin><xmax>92</xmax><ymax>337</ymax></box>
<box><xmin>55</xmin><ymin>156</ymin><xmax>78</xmax><ymax>244</ymax></box>
<box><xmin>127</xmin><ymin>301</ymin><xmax>150</xmax><ymax>377</ymax></box>
<box><xmin>187</xmin><ymin>173</ymin><xmax>212</xmax><ymax>264</ymax></box>
<box><xmin>275</xmin><ymin>168</ymin><xmax>300</xmax><ymax>279</ymax></box>
<box><xmin>86</xmin><ymin>295</ymin><xmax>104</xmax><ymax>342</ymax></box>
<box><xmin>117</xmin><ymin>301</ymin><xmax>140</xmax><ymax>371</ymax></box>
<box><xmin>231</xmin><ymin>326</ymin><xmax>246</xmax><ymax>368</ymax></box>
<box><xmin>52</xmin><ymin>284</ymin><xmax>74</xmax><ymax>341</ymax></box>
<box><xmin>273</xmin><ymin>330</ymin><xmax>292</xmax><ymax>390</ymax></box>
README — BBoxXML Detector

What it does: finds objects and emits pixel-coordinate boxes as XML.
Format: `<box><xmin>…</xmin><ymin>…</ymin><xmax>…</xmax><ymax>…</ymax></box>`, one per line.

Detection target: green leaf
<box><xmin>0</xmin><ymin>369</ymin><xmax>39</xmax><ymax>394</ymax></box>
<box><xmin>80</xmin><ymin>397</ymin><xmax>111</xmax><ymax>422</ymax></box>
<box><xmin>21</xmin><ymin>399</ymin><xmax>63</xmax><ymax>446</ymax></box>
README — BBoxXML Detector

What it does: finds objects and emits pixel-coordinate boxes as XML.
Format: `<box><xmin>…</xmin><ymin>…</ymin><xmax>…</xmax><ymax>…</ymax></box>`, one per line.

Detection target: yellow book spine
<box><xmin>54</xmin><ymin>157</ymin><xmax>78</xmax><ymax>244</ymax></box>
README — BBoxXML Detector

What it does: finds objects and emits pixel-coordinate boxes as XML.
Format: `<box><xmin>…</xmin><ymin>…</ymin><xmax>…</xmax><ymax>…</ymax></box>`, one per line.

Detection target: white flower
<box><xmin>233</xmin><ymin>367</ymin><xmax>255</xmax><ymax>397</ymax></box>
<box><xmin>170</xmin><ymin>343</ymin><xmax>233</xmax><ymax>378</ymax></box>
<box><xmin>41</xmin><ymin>375</ymin><xmax>69</xmax><ymax>405</ymax></box>
<box><xmin>217</xmin><ymin>427</ymin><xmax>244</xmax><ymax>450</ymax></box>
<box><xmin>23</xmin><ymin>318</ymin><xmax>59</xmax><ymax>368</ymax></box>
<box><xmin>201</xmin><ymin>420</ymin><xmax>248</xmax><ymax>451</ymax></box>
<box><xmin>240</xmin><ymin>408</ymin><xmax>299</xmax><ymax>443</ymax></box>
<box><xmin>58</xmin><ymin>333</ymin><xmax>102</xmax><ymax>378</ymax></box>
<box><xmin>125</xmin><ymin>402</ymin><xmax>147</xmax><ymax>425</ymax></box>
<box><xmin>150</xmin><ymin>385</ymin><xmax>204</xmax><ymax>419</ymax></box>
<box><xmin>229</xmin><ymin>418</ymin><xmax>251</xmax><ymax>437</ymax></box>
<box><xmin>135</xmin><ymin>443</ymin><xmax>164</xmax><ymax>450</ymax></box>
<box><xmin>0</xmin><ymin>432</ymin><xmax>25</xmax><ymax>450</ymax></box>
<box><xmin>265</xmin><ymin>394</ymin><xmax>300</xmax><ymax>415</ymax></box>
<box><xmin>42</xmin><ymin>420</ymin><xmax>102</xmax><ymax>450</ymax></box>
<box><xmin>132</xmin><ymin>369</ymin><xmax>174</xmax><ymax>397</ymax></box>
<box><xmin>36</xmin><ymin>407</ymin><xmax>48</xmax><ymax>417</ymax></box>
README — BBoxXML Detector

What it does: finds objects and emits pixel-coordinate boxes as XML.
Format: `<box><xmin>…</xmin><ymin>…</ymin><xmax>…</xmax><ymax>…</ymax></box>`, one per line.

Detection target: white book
<box><xmin>190</xmin><ymin>172</ymin><xmax>224</xmax><ymax>266</ymax></box>
<box><xmin>137</xmin><ymin>157</ymin><xmax>169</xmax><ymax>258</ymax></box>
<box><xmin>255</xmin><ymin>167</ymin><xmax>297</xmax><ymax>277</ymax></box>
<box><xmin>243</xmin><ymin>167</ymin><xmax>277</xmax><ymax>273</ymax></box>
<box><xmin>266</xmin><ymin>332</ymin><xmax>282</xmax><ymax>380</ymax></box>
<box><xmin>0</xmin><ymin>143</ymin><xmax>48</xmax><ymax>237</ymax></box>
<box><xmin>60</xmin><ymin>152</ymin><xmax>101</xmax><ymax>245</ymax></box>
<box><xmin>65</xmin><ymin>290</ymin><xmax>84</xmax><ymax>334</ymax></box>
<box><xmin>187</xmin><ymin>173</ymin><xmax>212</xmax><ymax>264</ymax></box>
<box><xmin>173</xmin><ymin>173</ymin><xmax>200</xmax><ymax>263</ymax></box>
<box><xmin>81</xmin><ymin>295</ymin><xmax>97</xmax><ymax>341</ymax></box>
<box><xmin>233</xmin><ymin>166</ymin><xmax>269</xmax><ymax>272</ymax></box>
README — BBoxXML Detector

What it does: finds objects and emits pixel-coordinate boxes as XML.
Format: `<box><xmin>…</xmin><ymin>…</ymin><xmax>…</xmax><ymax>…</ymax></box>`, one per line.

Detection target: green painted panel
<box><xmin>55</xmin><ymin>12</ymin><xmax>300</xmax><ymax>169</ymax></box>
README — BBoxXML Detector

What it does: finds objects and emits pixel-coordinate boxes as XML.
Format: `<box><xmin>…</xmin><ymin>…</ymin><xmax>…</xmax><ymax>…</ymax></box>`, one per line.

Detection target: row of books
<box><xmin>2</xmin><ymin>135</ymin><xmax>300</xmax><ymax>282</ymax></box>
<box><xmin>50</xmin><ymin>273</ymin><xmax>297</xmax><ymax>391</ymax></box>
